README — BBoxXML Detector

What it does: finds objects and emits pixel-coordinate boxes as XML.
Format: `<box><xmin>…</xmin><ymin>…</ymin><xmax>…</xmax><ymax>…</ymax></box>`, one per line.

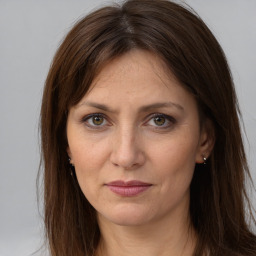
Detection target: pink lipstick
<box><xmin>106</xmin><ymin>180</ymin><xmax>152</xmax><ymax>197</ymax></box>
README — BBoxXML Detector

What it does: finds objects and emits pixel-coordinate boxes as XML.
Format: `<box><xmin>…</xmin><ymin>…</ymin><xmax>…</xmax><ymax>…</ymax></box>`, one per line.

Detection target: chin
<box><xmin>98</xmin><ymin>205</ymin><xmax>153</xmax><ymax>227</ymax></box>
<box><xmin>105</xmin><ymin>215</ymin><xmax>149</xmax><ymax>227</ymax></box>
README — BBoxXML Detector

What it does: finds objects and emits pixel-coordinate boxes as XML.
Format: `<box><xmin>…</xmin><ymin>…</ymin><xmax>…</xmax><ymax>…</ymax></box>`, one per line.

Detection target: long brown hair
<box><xmin>40</xmin><ymin>0</ymin><xmax>256</xmax><ymax>255</ymax></box>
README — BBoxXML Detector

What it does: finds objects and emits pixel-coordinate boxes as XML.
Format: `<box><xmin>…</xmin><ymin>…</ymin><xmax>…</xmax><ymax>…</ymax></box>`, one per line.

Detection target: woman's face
<box><xmin>67</xmin><ymin>50</ymin><xmax>211</xmax><ymax>226</ymax></box>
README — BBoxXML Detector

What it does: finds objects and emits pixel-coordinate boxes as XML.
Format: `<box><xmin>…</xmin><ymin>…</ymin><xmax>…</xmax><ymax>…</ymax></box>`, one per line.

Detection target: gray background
<box><xmin>0</xmin><ymin>0</ymin><xmax>255</xmax><ymax>256</ymax></box>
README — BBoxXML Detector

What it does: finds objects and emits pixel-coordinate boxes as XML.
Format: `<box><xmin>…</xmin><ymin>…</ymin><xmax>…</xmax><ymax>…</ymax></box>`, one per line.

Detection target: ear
<box><xmin>195</xmin><ymin>119</ymin><xmax>215</xmax><ymax>164</ymax></box>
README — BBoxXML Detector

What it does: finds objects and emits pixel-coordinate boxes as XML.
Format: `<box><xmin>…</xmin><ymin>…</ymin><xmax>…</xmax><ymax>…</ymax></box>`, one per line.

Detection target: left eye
<box><xmin>147</xmin><ymin>114</ymin><xmax>175</xmax><ymax>128</ymax></box>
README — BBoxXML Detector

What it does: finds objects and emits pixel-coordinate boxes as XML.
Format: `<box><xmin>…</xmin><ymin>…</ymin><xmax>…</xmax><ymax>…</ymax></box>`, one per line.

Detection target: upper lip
<box><xmin>106</xmin><ymin>180</ymin><xmax>152</xmax><ymax>186</ymax></box>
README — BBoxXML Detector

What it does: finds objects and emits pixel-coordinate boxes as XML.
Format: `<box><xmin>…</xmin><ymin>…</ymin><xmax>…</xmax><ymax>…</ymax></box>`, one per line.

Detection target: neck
<box><xmin>95</xmin><ymin>208</ymin><xmax>196</xmax><ymax>256</ymax></box>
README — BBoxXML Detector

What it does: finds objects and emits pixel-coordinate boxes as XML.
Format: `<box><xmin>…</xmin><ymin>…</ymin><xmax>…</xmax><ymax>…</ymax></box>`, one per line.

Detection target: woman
<box><xmin>40</xmin><ymin>0</ymin><xmax>256</xmax><ymax>255</ymax></box>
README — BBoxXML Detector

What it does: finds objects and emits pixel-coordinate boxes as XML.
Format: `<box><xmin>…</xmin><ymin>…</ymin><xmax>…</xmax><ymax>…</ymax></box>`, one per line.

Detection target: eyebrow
<box><xmin>139</xmin><ymin>102</ymin><xmax>184</xmax><ymax>112</ymax></box>
<box><xmin>78</xmin><ymin>101</ymin><xmax>184</xmax><ymax>113</ymax></box>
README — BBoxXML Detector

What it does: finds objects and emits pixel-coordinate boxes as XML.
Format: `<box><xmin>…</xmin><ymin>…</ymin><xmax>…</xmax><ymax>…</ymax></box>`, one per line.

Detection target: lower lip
<box><xmin>107</xmin><ymin>185</ymin><xmax>151</xmax><ymax>197</ymax></box>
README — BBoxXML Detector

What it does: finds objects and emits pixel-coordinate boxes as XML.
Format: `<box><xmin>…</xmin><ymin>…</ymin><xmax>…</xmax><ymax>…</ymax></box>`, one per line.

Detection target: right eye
<box><xmin>82</xmin><ymin>114</ymin><xmax>108</xmax><ymax>128</ymax></box>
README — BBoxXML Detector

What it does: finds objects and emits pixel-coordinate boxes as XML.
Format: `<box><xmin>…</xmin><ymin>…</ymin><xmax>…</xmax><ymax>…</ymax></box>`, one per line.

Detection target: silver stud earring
<box><xmin>203</xmin><ymin>157</ymin><xmax>207</xmax><ymax>165</ymax></box>
<box><xmin>68</xmin><ymin>158</ymin><xmax>74</xmax><ymax>166</ymax></box>
<box><xmin>68</xmin><ymin>158</ymin><xmax>74</xmax><ymax>176</ymax></box>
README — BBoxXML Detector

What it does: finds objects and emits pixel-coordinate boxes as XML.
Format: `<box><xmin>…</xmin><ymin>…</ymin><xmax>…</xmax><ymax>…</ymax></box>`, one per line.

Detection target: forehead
<box><xmin>74</xmin><ymin>49</ymin><xmax>197</xmax><ymax>114</ymax></box>
<box><xmin>84</xmin><ymin>51</ymin><xmax>180</xmax><ymax>96</ymax></box>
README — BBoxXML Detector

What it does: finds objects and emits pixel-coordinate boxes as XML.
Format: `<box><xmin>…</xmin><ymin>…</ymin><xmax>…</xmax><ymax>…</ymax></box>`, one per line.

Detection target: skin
<box><xmin>67</xmin><ymin>50</ymin><xmax>213</xmax><ymax>256</ymax></box>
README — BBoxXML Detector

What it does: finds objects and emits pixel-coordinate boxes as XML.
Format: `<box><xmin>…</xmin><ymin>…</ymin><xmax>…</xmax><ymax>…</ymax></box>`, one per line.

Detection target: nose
<box><xmin>110</xmin><ymin>127</ymin><xmax>145</xmax><ymax>170</ymax></box>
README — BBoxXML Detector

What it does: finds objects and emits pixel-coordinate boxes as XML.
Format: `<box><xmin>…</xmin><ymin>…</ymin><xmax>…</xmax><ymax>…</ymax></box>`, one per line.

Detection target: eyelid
<box><xmin>81</xmin><ymin>113</ymin><xmax>103</xmax><ymax>121</ymax></box>
<box><xmin>149</xmin><ymin>113</ymin><xmax>176</xmax><ymax>121</ymax></box>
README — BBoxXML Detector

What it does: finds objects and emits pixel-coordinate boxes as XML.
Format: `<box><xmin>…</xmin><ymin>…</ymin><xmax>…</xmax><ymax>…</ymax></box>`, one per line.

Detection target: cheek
<box><xmin>71</xmin><ymin>134</ymin><xmax>109</xmax><ymax>167</ymax></box>
<box><xmin>70</xmin><ymin>137</ymin><xmax>110</xmax><ymax>193</ymax></box>
<box><xmin>152</xmin><ymin>131</ymin><xmax>198</xmax><ymax>168</ymax></box>
<box><xmin>148</xmin><ymin>141</ymin><xmax>196</xmax><ymax>215</ymax></box>
<box><xmin>149</xmin><ymin>131</ymin><xmax>198</xmax><ymax>190</ymax></box>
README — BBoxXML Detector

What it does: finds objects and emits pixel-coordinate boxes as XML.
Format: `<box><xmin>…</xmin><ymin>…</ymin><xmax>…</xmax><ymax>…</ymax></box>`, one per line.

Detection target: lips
<box><xmin>105</xmin><ymin>180</ymin><xmax>152</xmax><ymax>197</ymax></box>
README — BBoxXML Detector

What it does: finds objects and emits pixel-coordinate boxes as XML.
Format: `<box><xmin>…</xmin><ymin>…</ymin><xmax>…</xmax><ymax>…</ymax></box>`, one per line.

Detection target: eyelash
<box><xmin>81</xmin><ymin>113</ymin><xmax>176</xmax><ymax>130</ymax></box>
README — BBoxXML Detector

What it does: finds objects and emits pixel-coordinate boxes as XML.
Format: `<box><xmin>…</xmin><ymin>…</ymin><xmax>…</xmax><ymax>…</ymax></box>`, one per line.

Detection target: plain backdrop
<box><xmin>0</xmin><ymin>0</ymin><xmax>255</xmax><ymax>256</ymax></box>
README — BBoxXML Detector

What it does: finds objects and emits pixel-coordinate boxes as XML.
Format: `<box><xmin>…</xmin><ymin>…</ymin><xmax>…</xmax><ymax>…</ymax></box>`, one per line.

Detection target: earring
<box><xmin>68</xmin><ymin>158</ymin><xmax>75</xmax><ymax>176</ymax></box>
<box><xmin>203</xmin><ymin>157</ymin><xmax>207</xmax><ymax>165</ymax></box>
